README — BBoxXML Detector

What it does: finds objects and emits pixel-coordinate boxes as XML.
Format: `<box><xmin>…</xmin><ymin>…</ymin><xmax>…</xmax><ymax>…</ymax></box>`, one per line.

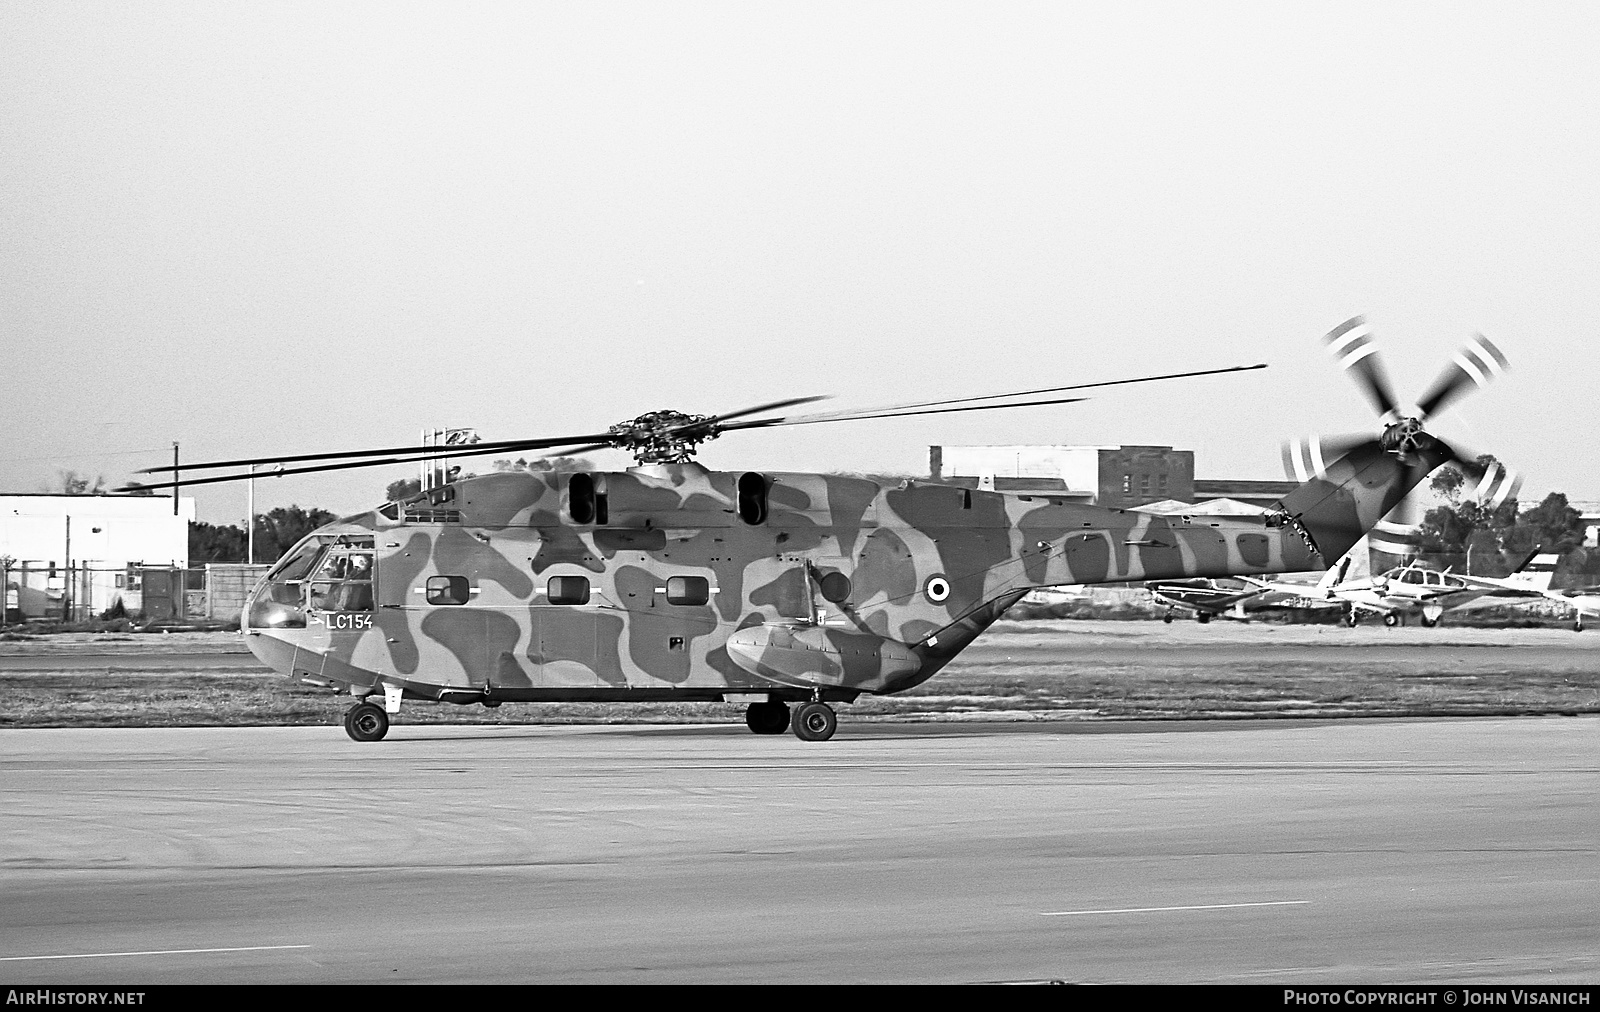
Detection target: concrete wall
<box><xmin>205</xmin><ymin>564</ymin><xmax>271</xmax><ymax>624</ymax></box>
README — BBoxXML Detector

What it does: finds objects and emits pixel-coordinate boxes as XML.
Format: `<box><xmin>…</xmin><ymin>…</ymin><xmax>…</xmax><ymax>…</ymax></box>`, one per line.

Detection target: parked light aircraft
<box><xmin>119</xmin><ymin>320</ymin><xmax>1513</xmax><ymax>742</ymax></box>
<box><xmin>1528</xmin><ymin>581</ymin><xmax>1600</xmax><ymax>631</ymax></box>
<box><xmin>1147</xmin><ymin>569</ymin><xmax>1343</xmax><ymax>623</ymax></box>
<box><xmin>1328</xmin><ymin>550</ymin><xmax>1554</xmax><ymax>627</ymax></box>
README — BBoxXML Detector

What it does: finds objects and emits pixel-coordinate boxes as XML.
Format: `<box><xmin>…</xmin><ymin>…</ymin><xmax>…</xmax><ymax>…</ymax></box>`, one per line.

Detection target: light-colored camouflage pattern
<box><xmin>243</xmin><ymin>453</ymin><xmax>1432</xmax><ymax>705</ymax></box>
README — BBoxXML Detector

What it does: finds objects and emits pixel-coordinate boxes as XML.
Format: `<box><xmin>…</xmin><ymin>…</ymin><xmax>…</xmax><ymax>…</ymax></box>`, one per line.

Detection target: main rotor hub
<box><xmin>609</xmin><ymin>409</ymin><xmax>719</xmax><ymax>465</ymax></box>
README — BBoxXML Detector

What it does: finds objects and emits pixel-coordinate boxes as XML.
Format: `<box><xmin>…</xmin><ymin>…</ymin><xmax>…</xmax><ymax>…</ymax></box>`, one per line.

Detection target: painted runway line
<box><xmin>0</xmin><ymin>944</ymin><xmax>312</xmax><ymax>961</ymax></box>
<box><xmin>1040</xmin><ymin>900</ymin><xmax>1310</xmax><ymax>916</ymax></box>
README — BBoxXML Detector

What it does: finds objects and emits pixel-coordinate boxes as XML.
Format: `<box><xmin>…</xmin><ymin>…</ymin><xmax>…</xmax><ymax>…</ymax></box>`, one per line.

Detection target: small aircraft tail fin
<box><xmin>1506</xmin><ymin>550</ymin><xmax>1560</xmax><ymax>592</ymax></box>
<box><xmin>1315</xmin><ymin>552</ymin><xmax>1355</xmax><ymax>593</ymax></box>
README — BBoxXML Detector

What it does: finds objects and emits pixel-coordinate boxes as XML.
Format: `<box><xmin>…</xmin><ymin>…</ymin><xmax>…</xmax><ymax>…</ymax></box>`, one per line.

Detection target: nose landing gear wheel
<box><xmin>344</xmin><ymin>702</ymin><xmax>389</xmax><ymax>742</ymax></box>
<box><xmin>1344</xmin><ymin>612</ymin><xmax>1359</xmax><ymax>628</ymax></box>
<box><xmin>1196</xmin><ymin>612</ymin><xmax>1211</xmax><ymax>624</ymax></box>
<box><xmin>744</xmin><ymin>700</ymin><xmax>790</xmax><ymax>735</ymax></box>
<box><xmin>1383</xmin><ymin>612</ymin><xmax>1400</xmax><ymax>628</ymax></box>
<box><xmin>792</xmin><ymin>701</ymin><xmax>837</xmax><ymax>742</ymax></box>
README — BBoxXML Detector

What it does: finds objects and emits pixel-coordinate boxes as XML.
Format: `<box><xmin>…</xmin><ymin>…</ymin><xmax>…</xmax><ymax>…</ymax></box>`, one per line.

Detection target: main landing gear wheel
<box><xmin>1163</xmin><ymin>610</ymin><xmax>1173</xmax><ymax>624</ymax></box>
<box><xmin>792</xmin><ymin>701</ymin><xmax>837</xmax><ymax>742</ymax></box>
<box><xmin>1420</xmin><ymin>616</ymin><xmax>1439</xmax><ymax>628</ymax></box>
<box><xmin>744</xmin><ymin>700</ymin><xmax>790</xmax><ymax>735</ymax></box>
<box><xmin>1383</xmin><ymin>613</ymin><xmax>1400</xmax><ymax>628</ymax></box>
<box><xmin>344</xmin><ymin>702</ymin><xmax>389</xmax><ymax>742</ymax></box>
<box><xmin>1196</xmin><ymin>611</ymin><xmax>1212</xmax><ymax>624</ymax></box>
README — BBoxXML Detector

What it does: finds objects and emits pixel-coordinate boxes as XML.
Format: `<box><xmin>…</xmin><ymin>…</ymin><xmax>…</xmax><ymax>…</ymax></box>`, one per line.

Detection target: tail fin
<box><xmin>1315</xmin><ymin>551</ymin><xmax>1355</xmax><ymax>593</ymax></box>
<box><xmin>1275</xmin><ymin>440</ymin><xmax>1449</xmax><ymax>566</ymax></box>
<box><xmin>1506</xmin><ymin>551</ymin><xmax>1561</xmax><ymax>592</ymax></box>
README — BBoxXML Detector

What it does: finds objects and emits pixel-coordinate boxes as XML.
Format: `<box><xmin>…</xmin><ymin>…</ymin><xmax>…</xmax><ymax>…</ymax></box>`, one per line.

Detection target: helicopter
<box><xmin>121</xmin><ymin>323</ymin><xmax>1511</xmax><ymax>742</ymax></box>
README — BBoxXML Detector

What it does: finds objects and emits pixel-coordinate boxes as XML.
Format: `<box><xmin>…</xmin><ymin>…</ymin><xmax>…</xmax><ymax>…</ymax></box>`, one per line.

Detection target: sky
<box><xmin>3</xmin><ymin>2</ymin><xmax>1599</xmax><ymax>526</ymax></box>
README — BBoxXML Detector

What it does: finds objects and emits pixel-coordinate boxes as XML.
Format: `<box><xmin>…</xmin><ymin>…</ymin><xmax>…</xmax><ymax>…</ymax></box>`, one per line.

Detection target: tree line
<box><xmin>1419</xmin><ymin>458</ymin><xmax>1597</xmax><ymax>583</ymax></box>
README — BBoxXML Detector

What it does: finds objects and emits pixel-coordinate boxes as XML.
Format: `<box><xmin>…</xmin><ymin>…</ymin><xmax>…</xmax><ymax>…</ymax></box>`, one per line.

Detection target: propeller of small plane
<box><xmin>116</xmin><ymin>363</ymin><xmax>1268</xmax><ymax>493</ymax></box>
<box><xmin>1281</xmin><ymin>316</ymin><xmax>1521</xmax><ymax>509</ymax></box>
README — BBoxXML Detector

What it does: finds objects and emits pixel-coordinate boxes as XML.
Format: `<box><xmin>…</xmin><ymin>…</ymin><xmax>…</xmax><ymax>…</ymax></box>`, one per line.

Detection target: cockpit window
<box><xmin>271</xmin><ymin>540</ymin><xmax>329</xmax><ymax>583</ymax></box>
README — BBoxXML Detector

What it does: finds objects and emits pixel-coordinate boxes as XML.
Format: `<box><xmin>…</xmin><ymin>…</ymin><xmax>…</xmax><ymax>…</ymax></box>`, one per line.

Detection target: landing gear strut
<box><xmin>344</xmin><ymin>701</ymin><xmax>389</xmax><ymax>742</ymax></box>
<box><xmin>744</xmin><ymin>700</ymin><xmax>790</xmax><ymax>735</ymax></box>
<box><xmin>1344</xmin><ymin>611</ymin><xmax>1359</xmax><ymax>628</ymax></box>
<box><xmin>792</xmin><ymin>701</ymin><xmax>837</xmax><ymax>742</ymax></box>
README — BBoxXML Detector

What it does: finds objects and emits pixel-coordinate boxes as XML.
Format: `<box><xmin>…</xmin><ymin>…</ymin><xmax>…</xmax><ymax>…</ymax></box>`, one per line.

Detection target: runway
<box><xmin>2</xmin><ymin>717</ymin><xmax>1596</xmax><ymax>984</ymax></box>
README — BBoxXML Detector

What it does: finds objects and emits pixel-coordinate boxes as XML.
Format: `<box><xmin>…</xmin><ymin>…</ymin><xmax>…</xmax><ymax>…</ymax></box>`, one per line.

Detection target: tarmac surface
<box><xmin>2</xmin><ymin>716</ymin><xmax>1596</xmax><ymax>984</ymax></box>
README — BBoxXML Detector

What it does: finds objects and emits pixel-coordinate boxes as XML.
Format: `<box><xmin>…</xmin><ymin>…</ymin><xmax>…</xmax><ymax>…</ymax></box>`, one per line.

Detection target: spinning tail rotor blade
<box><xmin>1323</xmin><ymin>316</ymin><xmax>1401</xmax><ymax>420</ymax></box>
<box><xmin>1414</xmin><ymin>332</ymin><xmax>1509</xmax><ymax>420</ymax></box>
<box><xmin>1433</xmin><ymin>440</ymin><xmax>1523</xmax><ymax>508</ymax></box>
<box><xmin>1281</xmin><ymin>433</ymin><xmax>1378</xmax><ymax>482</ymax></box>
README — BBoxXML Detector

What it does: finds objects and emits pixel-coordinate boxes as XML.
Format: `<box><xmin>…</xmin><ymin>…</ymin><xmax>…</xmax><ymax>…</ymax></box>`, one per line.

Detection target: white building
<box><xmin>1</xmin><ymin>494</ymin><xmax>194</xmax><ymax>619</ymax></box>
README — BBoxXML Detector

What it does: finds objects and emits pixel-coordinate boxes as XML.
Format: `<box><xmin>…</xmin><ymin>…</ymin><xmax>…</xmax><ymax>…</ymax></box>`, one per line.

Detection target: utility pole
<box><xmin>246</xmin><ymin>464</ymin><xmax>255</xmax><ymax>565</ymax></box>
<box><xmin>64</xmin><ymin>515</ymin><xmax>72</xmax><ymax>621</ymax></box>
<box><xmin>172</xmin><ymin>442</ymin><xmax>180</xmax><ymax>517</ymax></box>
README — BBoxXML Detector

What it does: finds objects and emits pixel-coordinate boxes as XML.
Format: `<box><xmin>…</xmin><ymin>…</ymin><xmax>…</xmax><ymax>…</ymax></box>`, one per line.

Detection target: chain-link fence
<box><xmin>0</xmin><ymin>562</ymin><xmax>270</xmax><ymax>626</ymax></box>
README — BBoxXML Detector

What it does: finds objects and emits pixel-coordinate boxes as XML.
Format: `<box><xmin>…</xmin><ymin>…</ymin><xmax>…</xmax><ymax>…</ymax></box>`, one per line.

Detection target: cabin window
<box><xmin>818</xmin><ymin>572</ymin><xmax>852</xmax><ymax>604</ymax></box>
<box><xmin>665</xmin><ymin>576</ymin><xmax>710</xmax><ymax>606</ymax></box>
<box><xmin>738</xmin><ymin>471</ymin><xmax>768</xmax><ymax>525</ymax></box>
<box><xmin>309</xmin><ymin>550</ymin><xmax>376</xmax><ymax>611</ymax></box>
<box><xmin>548</xmin><ymin>575</ymin><xmax>591</xmax><ymax>605</ymax></box>
<box><xmin>569</xmin><ymin>474</ymin><xmax>597</xmax><ymax>524</ymax></box>
<box><xmin>426</xmin><ymin>575</ymin><xmax>470</xmax><ymax>606</ymax></box>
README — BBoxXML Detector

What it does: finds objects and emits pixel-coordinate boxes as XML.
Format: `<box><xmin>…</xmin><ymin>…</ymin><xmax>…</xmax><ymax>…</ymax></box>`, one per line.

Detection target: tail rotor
<box><xmin>1276</xmin><ymin>316</ymin><xmax>1516</xmax><ymax>565</ymax></box>
<box><xmin>1285</xmin><ymin>317</ymin><xmax>1514</xmax><ymax>486</ymax></box>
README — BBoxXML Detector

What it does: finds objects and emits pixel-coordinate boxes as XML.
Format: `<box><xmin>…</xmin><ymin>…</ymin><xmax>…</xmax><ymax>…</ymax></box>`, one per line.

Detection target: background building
<box><xmin>929</xmin><ymin>444</ymin><xmax>1293</xmax><ymax>510</ymax></box>
<box><xmin>0</xmin><ymin>494</ymin><xmax>194</xmax><ymax>620</ymax></box>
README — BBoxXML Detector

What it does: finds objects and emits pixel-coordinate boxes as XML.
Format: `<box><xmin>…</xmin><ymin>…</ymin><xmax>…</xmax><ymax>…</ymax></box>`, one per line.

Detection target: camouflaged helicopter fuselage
<box><xmin>242</xmin><ymin>455</ymin><xmax>1419</xmax><ymax>704</ymax></box>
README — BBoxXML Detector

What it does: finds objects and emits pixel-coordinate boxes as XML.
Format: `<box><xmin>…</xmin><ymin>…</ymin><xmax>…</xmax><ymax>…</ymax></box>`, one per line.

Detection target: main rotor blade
<box><xmin>1414</xmin><ymin>332</ymin><xmax>1509</xmax><ymax>420</ymax></box>
<box><xmin>723</xmin><ymin>363</ymin><xmax>1267</xmax><ymax>431</ymax></box>
<box><xmin>716</xmin><ymin>394</ymin><xmax>1090</xmax><ymax>433</ymax></box>
<box><xmin>713</xmin><ymin>363</ymin><xmax>1266</xmax><ymax>435</ymax></box>
<box><xmin>115</xmin><ymin>437</ymin><xmax>604</xmax><ymax>493</ymax></box>
<box><xmin>691</xmin><ymin>395</ymin><xmax>830</xmax><ymax>428</ymax></box>
<box><xmin>137</xmin><ymin>432</ymin><xmax>617</xmax><ymax>474</ymax></box>
<box><xmin>1324</xmin><ymin>316</ymin><xmax>1400</xmax><ymax>420</ymax></box>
